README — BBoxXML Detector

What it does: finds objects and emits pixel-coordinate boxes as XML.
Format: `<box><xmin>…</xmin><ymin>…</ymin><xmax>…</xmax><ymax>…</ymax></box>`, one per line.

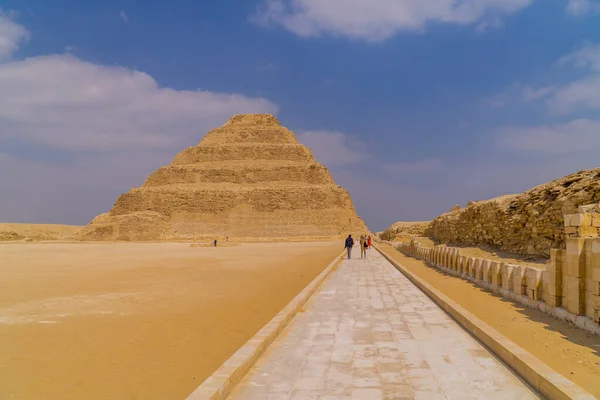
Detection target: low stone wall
<box><xmin>391</xmin><ymin>210</ymin><xmax>600</xmax><ymax>336</ymax></box>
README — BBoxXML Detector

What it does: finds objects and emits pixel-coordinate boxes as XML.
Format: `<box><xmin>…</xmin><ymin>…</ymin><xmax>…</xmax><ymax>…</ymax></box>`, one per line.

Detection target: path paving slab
<box><xmin>230</xmin><ymin>249</ymin><xmax>541</xmax><ymax>400</ymax></box>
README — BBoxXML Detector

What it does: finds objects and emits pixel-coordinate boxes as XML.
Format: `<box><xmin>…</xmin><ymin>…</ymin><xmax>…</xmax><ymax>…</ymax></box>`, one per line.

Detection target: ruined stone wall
<box><xmin>391</xmin><ymin>208</ymin><xmax>600</xmax><ymax>335</ymax></box>
<box><xmin>380</xmin><ymin>221</ymin><xmax>429</xmax><ymax>241</ymax></box>
<box><xmin>425</xmin><ymin>169</ymin><xmax>600</xmax><ymax>257</ymax></box>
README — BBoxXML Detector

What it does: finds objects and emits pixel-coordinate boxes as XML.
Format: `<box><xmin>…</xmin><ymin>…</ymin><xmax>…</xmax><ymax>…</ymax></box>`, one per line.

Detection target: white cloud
<box><xmin>0</xmin><ymin>54</ymin><xmax>278</xmax><ymax>150</ymax></box>
<box><xmin>0</xmin><ymin>10</ymin><xmax>29</xmax><ymax>58</ymax></box>
<box><xmin>566</xmin><ymin>0</ymin><xmax>600</xmax><ymax>15</ymax></box>
<box><xmin>382</xmin><ymin>158</ymin><xmax>445</xmax><ymax>175</ymax></box>
<box><xmin>558</xmin><ymin>41</ymin><xmax>600</xmax><ymax>71</ymax></box>
<box><xmin>297</xmin><ymin>130</ymin><xmax>368</xmax><ymax>166</ymax></box>
<box><xmin>0</xmin><ymin>17</ymin><xmax>279</xmax><ymax>224</ymax></box>
<box><xmin>495</xmin><ymin>119</ymin><xmax>600</xmax><ymax>154</ymax></box>
<box><xmin>547</xmin><ymin>43</ymin><xmax>600</xmax><ymax>113</ymax></box>
<box><xmin>253</xmin><ymin>0</ymin><xmax>535</xmax><ymax>41</ymax></box>
<box><xmin>522</xmin><ymin>85</ymin><xmax>555</xmax><ymax>101</ymax></box>
<box><xmin>119</xmin><ymin>11</ymin><xmax>129</xmax><ymax>23</ymax></box>
<box><xmin>494</xmin><ymin>43</ymin><xmax>600</xmax><ymax>114</ymax></box>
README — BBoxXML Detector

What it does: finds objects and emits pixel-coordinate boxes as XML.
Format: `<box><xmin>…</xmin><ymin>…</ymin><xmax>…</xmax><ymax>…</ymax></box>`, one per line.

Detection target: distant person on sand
<box><xmin>344</xmin><ymin>235</ymin><xmax>354</xmax><ymax>259</ymax></box>
<box><xmin>360</xmin><ymin>236</ymin><xmax>367</xmax><ymax>259</ymax></box>
<box><xmin>214</xmin><ymin>239</ymin><xmax>217</xmax><ymax>247</ymax></box>
<box><xmin>367</xmin><ymin>236</ymin><xmax>372</xmax><ymax>249</ymax></box>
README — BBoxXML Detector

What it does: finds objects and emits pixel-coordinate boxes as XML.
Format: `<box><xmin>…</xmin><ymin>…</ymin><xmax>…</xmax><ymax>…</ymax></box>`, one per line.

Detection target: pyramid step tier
<box><xmin>171</xmin><ymin>144</ymin><xmax>316</xmax><ymax>165</ymax></box>
<box><xmin>143</xmin><ymin>163</ymin><xmax>334</xmax><ymax>187</ymax></box>
<box><xmin>199</xmin><ymin>127</ymin><xmax>299</xmax><ymax>145</ymax></box>
<box><xmin>110</xmin><ymin>185</ymin><xmax>355</xmax><ymax>216</ymax></box>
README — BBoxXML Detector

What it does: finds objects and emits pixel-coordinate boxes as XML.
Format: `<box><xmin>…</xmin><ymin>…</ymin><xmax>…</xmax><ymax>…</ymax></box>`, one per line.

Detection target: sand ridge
<box><xmin>0</xmin><ymin>223</ymin><xmax>82</xmax><ymax>243</ymax></box>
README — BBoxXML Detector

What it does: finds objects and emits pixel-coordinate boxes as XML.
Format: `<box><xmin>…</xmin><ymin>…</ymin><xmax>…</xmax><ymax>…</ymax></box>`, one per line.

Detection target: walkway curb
<box><xmin>375</xmin><ymin>245</ymin><xmax>596</xmax><ymax>400</ymax></box>
<box><xmin>186</xmin><ymin>251</ymin><xmax>345</xmax><ymax>400</ymax></box>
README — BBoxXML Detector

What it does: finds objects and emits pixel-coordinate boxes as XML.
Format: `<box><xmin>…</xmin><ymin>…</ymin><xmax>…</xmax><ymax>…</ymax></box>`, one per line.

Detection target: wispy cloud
<box><xmin>119</xmin><ymin>10</ymin><xmax>129</xmax><ymax>23</ymax></box>
<box><xmin>297</xmin><ymin>130</ymin><xmax>369</xmax><ymax>167</ymax></box>
<box><xmin>0</xmin><ymin>54</ymin><xmax>278</xmax><ymax>150</ymax></box>
<box><xmin>495</xmin><ymin>119</ymin><xmax>600</xmax><ymax>154</ymax></box>
<box><xmin>565</xmin><ymin>0</ymin><xmax>600</xmax><ymax>16</ymax></box>
<box><xmin>491</xmin><ymin>42</ymin><xmax>600</xmax><ymax>113</ymax></box>
<box><xmin>0</xmin><ymin>14</ymin><xmax>280</xmax><ymax>225</ymax></box>
<box><xmin>252</xmin><ymin>0</ymin><xmax>535</xmax><ymax>42</ymax></box>
<box><xmin>0</xmin><ymin>9</ymin><xmax>30</xmax><ymax>58</ymax></box>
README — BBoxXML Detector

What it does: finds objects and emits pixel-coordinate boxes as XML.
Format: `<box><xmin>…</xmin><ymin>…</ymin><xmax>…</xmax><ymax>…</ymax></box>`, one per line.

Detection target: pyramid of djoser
<box><xmin>79</xmin><ymin>114</ymin><xmax>369</xmax><ymax>241</ymax></box>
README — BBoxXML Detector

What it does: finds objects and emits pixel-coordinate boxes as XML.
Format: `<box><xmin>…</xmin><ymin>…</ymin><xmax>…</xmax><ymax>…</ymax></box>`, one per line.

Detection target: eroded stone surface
<box><xmin>230</xmin><ymin>250</ymin><xmax>540</xmax><ymax>400</ymax></box>
<box><xmin>78</xmin><ymin>114</ymin><xmax>368</xmax><ymax>241</ymax></box>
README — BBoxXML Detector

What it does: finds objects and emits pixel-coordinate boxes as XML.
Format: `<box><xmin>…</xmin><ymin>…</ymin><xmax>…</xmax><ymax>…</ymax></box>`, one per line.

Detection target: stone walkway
<box><xmin>229</xmin><ymin>249</ymin><xmax>540</xmax><ymax>400</ymax></box>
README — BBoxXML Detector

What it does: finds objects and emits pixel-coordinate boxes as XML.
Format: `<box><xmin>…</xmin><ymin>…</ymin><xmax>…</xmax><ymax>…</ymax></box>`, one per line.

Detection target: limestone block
<box><xmin>467</xmin><ymin>257</ymin><xmax>476</xmax><ymax>277</ymax></box>
<box><xmin>512</xmin><ymin>266</ymin><xmax>527</xmax><ymax>295</ymax></box>
<box><xmin>464</xmin><ymin>256</ymin><xmax>471</xmax><ymax>275</ymax></box>
<box><xmin>457</xmin><ymin>256</ymin><xmax>465</xmax><ymax>274</ymax></box>
<box><xmin>481</xmin><ymin>259</ymin><xmax>492</xmax><ymax>283</ymax></box>
<box><xmin>578</xmin><ymin>204</ymin><xmax>600</xmax><ymax>213</ymax></box>
<box><xmin>592</xmin><ymin>214</ymin><xmax>600</xmax><ymax>228</ymax></box>
<box><xmin>491</xmin><ymin>262</ymin><xmax>502</xmax><ymax>287</ymax></box>
<box><xmin>501</xmin><ymin>264</ymin><xmax>515</xmax><ymax>291</ymax></box>
<box><xmin>525</xmin><ymin>267</ymin><xmax>543</xmax><ymax>300</ymax></box>
<box><xmin>442</xmin><ymin>247</ymin><xmax>449</xmax><ymax>268</ymax></box>
<box><xmin>564</xmin><ymin>276</ymin><xmax>585</xmax><ymax>315</ymax></box>
<box><xmin>449</xmin><ymin>248</ymin><xmax>457</xmax><ymax>270</ymax></box>
<box><xmin>570</xmin><ymin>213</ymin><xmax>592</xmax><ymax>227</ymax></box>
<box><xmin>565</xmin><ymin>238</ymin><xmax>586</xmax><ymax>278</ymax></box>
<box><xmin>546</xmin><ymin>294</ymin><xmax>561</xmax><ymax>308</ymax></box>
<box><xmin>475</xmin><ymin>258</ymin><xmax>484</xmax><ymax>280</ymax></box>
<box><xmin>564</xmin><ymin>214</ymin><xmax>572</xmax><ymax>227</ymax></box>
<box><xmin>589</xmin><ymin>280</ymin><xmax>600</xmax><ymax>296</ymax></box>
<box><xmin>581</xmin><ymin>224</ymin><xmax>599</xmax><ymax>238</ymax></box>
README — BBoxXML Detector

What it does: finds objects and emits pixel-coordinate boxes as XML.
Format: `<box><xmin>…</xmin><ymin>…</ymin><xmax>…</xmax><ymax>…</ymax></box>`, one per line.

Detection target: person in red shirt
<box><xmin>367</xmin><ymin>236</ymin><xmax>372</xmax><ymax>248</ymax></box>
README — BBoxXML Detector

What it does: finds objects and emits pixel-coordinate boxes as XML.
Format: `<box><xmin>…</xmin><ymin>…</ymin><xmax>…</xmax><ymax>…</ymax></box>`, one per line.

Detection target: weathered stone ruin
<box><xmin>425</xmin><ymin>168</ymin><xmax>600</xmax><ymax>257</ymax></box>
<box><xmin>78</xmin><ymin>114</ymin><xmax>368</xmax><ymax>241</ymax></box>
<box><xmin>394</xmin><ymin>204</ymin><xmax>600</xmax><ymax>334</ymax></box>
<box><xmin>380</xmin><ymin>221</ymin><xmax>429</xmax><ymax>242</ymax></box>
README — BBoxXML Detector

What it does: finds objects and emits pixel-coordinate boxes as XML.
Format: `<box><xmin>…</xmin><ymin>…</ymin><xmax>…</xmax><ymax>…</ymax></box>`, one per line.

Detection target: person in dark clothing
<box><xmin>344</xmin><ymin>235</ymin><xmax>354</xmax><ymax>259</ymax></box>
<box><xmin>214</xmin><ymin>239</ymin><xmax>217</xmax><ymax>247</ymax></box>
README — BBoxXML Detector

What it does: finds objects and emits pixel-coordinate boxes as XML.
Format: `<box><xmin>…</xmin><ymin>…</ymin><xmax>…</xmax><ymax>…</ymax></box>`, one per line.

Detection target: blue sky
<box><xmin>0</xmin><ymin>0</ymin><xmax>599</xmax><ymax>232</ymax></box>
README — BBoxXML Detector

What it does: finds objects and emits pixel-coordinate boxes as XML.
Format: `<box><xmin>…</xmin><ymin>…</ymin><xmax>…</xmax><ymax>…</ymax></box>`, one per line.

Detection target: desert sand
<box><xmin>0</xmin><ymin>241</ymin><xmax>342</xmax><ymax>400</ymax></box>
<box><xmin>379</xmin><ymin>244</ymin><xmax>600</xmax><ymax>397</ymax></box>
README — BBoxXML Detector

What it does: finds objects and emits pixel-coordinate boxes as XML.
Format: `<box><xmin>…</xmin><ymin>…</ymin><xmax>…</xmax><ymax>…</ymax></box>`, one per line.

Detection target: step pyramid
<box><xmin>79</xmin><ymin>114</ymin><xmax>369</xmax><ymax>241</ymax></box>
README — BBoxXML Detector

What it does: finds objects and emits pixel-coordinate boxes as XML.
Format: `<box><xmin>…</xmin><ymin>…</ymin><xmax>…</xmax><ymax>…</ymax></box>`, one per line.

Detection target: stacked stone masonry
<box><xmin>425</xmin><ymin>169</ymin><xmax>600</xmax><ymax>257</ymax></box>
<box><xmin>392</xmin><ymin>208</ymin><xmax>600</xmax><ymax>336</ymax></box>
<box><xmin>78</xmin><ymin>114</ymin><xmax>369</xmax><ymax>241</ymax></box>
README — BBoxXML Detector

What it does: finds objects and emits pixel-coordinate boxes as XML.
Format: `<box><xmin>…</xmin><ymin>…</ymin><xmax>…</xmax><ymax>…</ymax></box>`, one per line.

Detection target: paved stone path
<box><xmin>230</xmin><ymin>249</ymin><xmax>540</xmax><ymax>400</ymax></box>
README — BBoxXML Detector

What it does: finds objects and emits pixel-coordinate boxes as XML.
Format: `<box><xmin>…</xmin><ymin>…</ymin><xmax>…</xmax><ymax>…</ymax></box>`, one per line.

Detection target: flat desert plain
<box><xmin>0</xmin><ymin>241</ymin><xmax>342</xmax><ymax>399</ymax></box>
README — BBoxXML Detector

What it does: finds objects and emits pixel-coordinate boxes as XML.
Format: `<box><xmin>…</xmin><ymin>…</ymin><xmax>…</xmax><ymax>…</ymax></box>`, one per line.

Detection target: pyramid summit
<box><xmin>79</xmin><ymin>114</ymin><xmax>369</xmax><ymax>240</ymax></box>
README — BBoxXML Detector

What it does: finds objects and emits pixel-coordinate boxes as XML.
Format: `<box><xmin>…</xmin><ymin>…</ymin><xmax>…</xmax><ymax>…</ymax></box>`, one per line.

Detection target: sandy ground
<box><xmin>379</xmin><ymin>244</ymin><xmax>600</xmax><ymax>397</ymax></box>
<box><xmin>0</xmin><ymin>241</ymin><xmax>342</xmax><ymax>400</ymax></box>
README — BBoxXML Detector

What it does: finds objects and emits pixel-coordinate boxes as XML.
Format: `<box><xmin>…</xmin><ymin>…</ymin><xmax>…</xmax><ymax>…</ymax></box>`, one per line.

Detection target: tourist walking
<box><xmin>344</xmin><ymin>235</ymin><xmax>354</xmax><ymax>259</ymax></box>
<box><xmin>367</xmin><ymin>236</ymin><xmax>372</xmax><ymax>249</ymax></box>
<box><xmin>360</xmin><ymin>235</ymin><xmax>367</xmax><ymax>259</ymax></box>
<box><xmin>214</xmin><ymin>239</ymin><xmax>218</xmax><ymax>247</ymax></box>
